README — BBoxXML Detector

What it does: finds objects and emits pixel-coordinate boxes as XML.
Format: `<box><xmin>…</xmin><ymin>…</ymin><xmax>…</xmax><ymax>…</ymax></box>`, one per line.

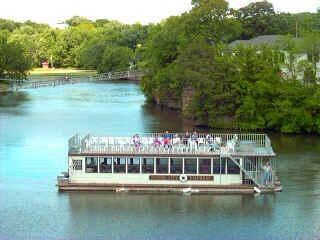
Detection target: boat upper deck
<box><xmin>68</xmin><ymin>133</ymin><xmax>276</xmax><ymax>157</ymax></box>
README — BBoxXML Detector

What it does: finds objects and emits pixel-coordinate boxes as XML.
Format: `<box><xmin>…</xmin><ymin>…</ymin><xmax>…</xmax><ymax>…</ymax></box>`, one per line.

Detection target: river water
<box><xmin>0</xmin><ymin>81</ymin><xmax>320</xmax><ymax>240</ymax></box>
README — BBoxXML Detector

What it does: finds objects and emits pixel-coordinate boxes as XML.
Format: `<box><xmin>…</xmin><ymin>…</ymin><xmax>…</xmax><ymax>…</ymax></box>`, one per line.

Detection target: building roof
<box><xmin>229</xmin><ymin>35</ymin><xmax>284</xmax><ymax>48</ymax></box>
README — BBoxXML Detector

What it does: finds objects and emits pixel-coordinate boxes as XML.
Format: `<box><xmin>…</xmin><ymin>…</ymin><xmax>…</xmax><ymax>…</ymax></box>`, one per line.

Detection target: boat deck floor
<box><xmin>57</xmin><ymin>182</ymin><xmax>281</xmax><ymax>194</ymax></box>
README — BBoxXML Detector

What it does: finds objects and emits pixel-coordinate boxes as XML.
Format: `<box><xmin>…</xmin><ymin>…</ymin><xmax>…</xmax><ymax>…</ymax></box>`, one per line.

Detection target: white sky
<box><xmin>0</xmin><ymin>0</ymin><xmax>318</xmax><ymax>27</ymax></box>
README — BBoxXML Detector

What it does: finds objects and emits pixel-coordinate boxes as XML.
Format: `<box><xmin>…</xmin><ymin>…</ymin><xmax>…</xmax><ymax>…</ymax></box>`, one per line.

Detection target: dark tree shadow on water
<box><xmin>0</xmin><ymin>91</ymin><xmax>30</xmax><ymax>115</ymax></box>
<box><xmin>142</xmin><ymin>102</ymin><xmax>196</xmax><ymax>132</ymax></box>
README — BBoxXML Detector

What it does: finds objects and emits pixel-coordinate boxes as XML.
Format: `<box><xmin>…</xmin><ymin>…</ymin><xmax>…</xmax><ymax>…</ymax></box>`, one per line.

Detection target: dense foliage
<box><xmin>0</xmin><ymin>30</ymin><xmax>32</xmax><ymax>79</ymax></box>
<box><xmin>140</xmin><ymin>0</ymin><xmax>320</xmax><ymax>134</ymax></box>
<box><xmin>0</xmin><ymin>17</ymin><xmax>149</xmax><ymax>77</ymax></box>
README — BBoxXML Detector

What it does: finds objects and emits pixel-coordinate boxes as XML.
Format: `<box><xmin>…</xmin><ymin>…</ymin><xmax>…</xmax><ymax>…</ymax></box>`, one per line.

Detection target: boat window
<box><xmin>184</xmin><ymin>158</ymin><xmax>197</xmax><ymax>174</ymax></box>
<box><xmin>142</xmin><ymin>158</ymin><xmax>154</xmax><ymax>173</ymax></box>
<box><xmin>244</xmin><ymin>157</ymin><xmax>258</xmax><ymax>171</ymax></box>
<box><xmin>72</xmin><ymin>159</ymin><xmax>82</xmax><ymax>171</ymax></box>
<box><xmin>85</xmin><ymin>157</ymin><xmax>98</xmax><ymax>173</ymax></box>
<box><xmin>221</xmin><ymin>158</ymin><xmax>226</xmax><ymax>174</ymax></box>
<box><xmin>213</xmin><ymin>158</ymin><xmax>224</xmax><ymax>174</ymax></box>
<box><xmin>156</xmin><ymin>158</ymin><xmax>168</xmax><ymax>174</ymax></box>
<box><xmin>114</xmin><ymin>157</ymin><xmax>126</xmax><ymax>173</ymax></box>
<box><xmin>100</xmin><ymin>157</ymin><xmax>112</xmax><ymax>173</ymax></box>
<box><xmin>227</xmin><ymin>159</ymin><xmax>240</xmax><ymax>174</ymax></box>
<box><xmin>170</xmin><ymin>158</ymin><xmax>182</xmax><ymax>174</ymax></box>
<box><xmin>199</xmin><ymin>158</ymin><xmax>211</xmax><ymax>174</ymax></box>
<box><xmin>128</xmin><ymin>157</ymin><xmax>140</xmax><ymax>173</ymax></box>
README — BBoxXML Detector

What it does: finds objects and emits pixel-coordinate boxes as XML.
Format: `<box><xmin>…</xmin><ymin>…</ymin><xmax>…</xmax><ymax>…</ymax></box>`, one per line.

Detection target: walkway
<box><xmin>7</xmin><ymin>70</ymin><xmax>145</xmax><ymax>90</ymax></box>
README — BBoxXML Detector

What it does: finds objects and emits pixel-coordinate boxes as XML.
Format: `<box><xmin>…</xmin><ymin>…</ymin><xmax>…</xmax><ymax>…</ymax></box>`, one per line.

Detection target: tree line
<box><xmin>0</xmin><ymin>16</ymin><xmax>149</xmax><ymax>78</ymax></box>
<box><xmin>1</xmin><ymin>0</ymin><xmax>320</xmax><ymax>133</ymax></box>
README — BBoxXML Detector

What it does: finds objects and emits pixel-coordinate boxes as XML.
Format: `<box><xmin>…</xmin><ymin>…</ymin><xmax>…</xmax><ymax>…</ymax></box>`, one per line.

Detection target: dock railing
<box><xmin>68</xmin><ymin>133</ymin><xmax>275</xmax><ymax>157</ymax></box>
<box><xmin>8</xmin><ymin>70</ymin><xmax>145</xmax><ymax>90</ymax></box>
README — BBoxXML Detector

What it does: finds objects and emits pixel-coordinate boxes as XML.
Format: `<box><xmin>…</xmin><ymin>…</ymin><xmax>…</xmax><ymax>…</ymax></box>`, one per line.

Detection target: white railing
<box><xmin>68</xmin><ymin>133</ymin><xmax>275</xmax><ymax>156</ymax></box>
<box><xmin>91</xmin><ymin>70</ymin><xmax>145</xmax><ymax>81</ymax></box>
<box><xmin>9</xmin><ymin>70</ymin><xmax>145</xmax><ymax>90</ymax></box>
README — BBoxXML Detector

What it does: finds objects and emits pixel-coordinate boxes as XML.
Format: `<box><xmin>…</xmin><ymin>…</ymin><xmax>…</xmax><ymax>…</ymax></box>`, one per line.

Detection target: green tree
<box><xmin>190</xmin><ymin>0</ymin><xmax>242</xmax><ymax>43</ymax></box>
<box><xmin>301</xmin><ymin>32</ymin><xmax>320</xmax><ymax>80</ymax></box>
<box><xmin>238</xmin><ymin>1</ymin><xmax>277</xmax><ymax>39</ymax></box>
<box><xmin>65</xmin><ymin>16</ymin><xmax>93</xmax><ymax>27</ymax></box>
<box><xmin>97</xmin><ymin>45</ymin><xmax>133</xmax><ymax>72</ymax></box>
<box><xmin>0</xmin><ymin>30</ymin><xmax>32</xmax><ymax>79</ymax></box>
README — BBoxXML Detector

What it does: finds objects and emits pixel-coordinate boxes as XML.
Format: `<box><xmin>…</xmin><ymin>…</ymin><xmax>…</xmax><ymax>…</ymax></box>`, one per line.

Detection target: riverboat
<box><xmin>57</xmin><ymin>133</ymin><xmax>282</xmax><ymax>194</ymax></box>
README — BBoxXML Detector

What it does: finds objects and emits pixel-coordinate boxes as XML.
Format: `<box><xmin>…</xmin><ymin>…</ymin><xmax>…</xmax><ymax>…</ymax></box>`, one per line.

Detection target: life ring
<box><xmin>179</xmin><ymin>174</ymin><xmax>188</xmax><ymax>183</ymax></box>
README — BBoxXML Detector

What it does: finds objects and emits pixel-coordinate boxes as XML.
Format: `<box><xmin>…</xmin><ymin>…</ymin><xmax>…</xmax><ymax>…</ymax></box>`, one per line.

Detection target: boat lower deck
<box><xmin>57</xmin><ymin>182</ymin><xmax>281</xmax><ymax>194</ymax></box>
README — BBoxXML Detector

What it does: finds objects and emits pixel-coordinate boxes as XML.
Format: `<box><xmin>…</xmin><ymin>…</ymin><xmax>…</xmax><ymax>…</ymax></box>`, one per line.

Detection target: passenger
<box><xmin>172</xmin><ymin>133</ymin><xmax>180</xmax><ymax>145</ymax></box>
<box><xmin>154</xmin><ymin>137</ymin><xmax>161</xmax><ymax>148</ymax></box>
<box><xmin>163</xmin><ymin>130</ymin><xmax>172</xmax><ymax>139</ymax></box>
<box><xmin>266</xmin><ymin>162</ymin><xmax>272</xmax><ymax>185</ymax></box>
<box><xmin>206</xmin><ymin>134</ymin><xmax>215</xmax><ymax>151</ymax></box>
<box><xmin>206</xmin><ymin>134</ymin><xmax>213</xmax><ymax>144</ymax></box>
<box><xmin>261</xmin><ymin>162</ymin><xmax>269</xmax><ymax>185</ymax></box>
<box><xmin>191</xmin><ymin>131</ymin><xmax>198</xmax><ymax>145</ymax></box>
<box><xmin>183</xmin><ymin>131</ymin><xmax>190</xmax><ymax>145</ymax></box>
<box><xmin>163</xmin><ymin>131</ymin><xmax>171</xmax><ymax>149</ymax></box>
<box><xmin>133</xmin><ymin>134</ymin><xmax>141</xmax><ymax>149</ymax></box>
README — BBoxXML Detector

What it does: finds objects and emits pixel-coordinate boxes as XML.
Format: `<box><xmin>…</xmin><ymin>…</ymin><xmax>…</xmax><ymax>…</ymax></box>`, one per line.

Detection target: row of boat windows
<box><xmin>73</xmin><ymin>157</ymin><xmax>240</xmax><ymax>174</ymax></box>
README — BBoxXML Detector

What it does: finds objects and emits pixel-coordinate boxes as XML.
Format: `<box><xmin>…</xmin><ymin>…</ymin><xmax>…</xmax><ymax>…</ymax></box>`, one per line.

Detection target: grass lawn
<box><xmin>29</xmin><ymin>68</ymin><xmax>96</xmax><ymax>76</ymax></box>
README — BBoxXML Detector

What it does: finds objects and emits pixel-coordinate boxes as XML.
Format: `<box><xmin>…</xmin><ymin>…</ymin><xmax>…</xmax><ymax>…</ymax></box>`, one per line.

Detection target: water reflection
<box><xmin>67</xmin><ymin>192</ymin><xmax>275</xmax><ymax>217</ymax></box>
<box><xmin>0</xmin><ymin>91</ymin><xmax>29</xmax><ymax>107</ymax></box>
<box><xmin>62</xmin><ymin>192</ymin><xmax>281</xmax><ymax>240</ymax></box>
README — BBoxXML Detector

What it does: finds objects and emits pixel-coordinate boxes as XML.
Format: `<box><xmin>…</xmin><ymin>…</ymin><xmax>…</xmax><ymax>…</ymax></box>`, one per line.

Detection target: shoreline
<box><xmin>29</xmin><ymin>68</ymin><xmax>96</xmax><ymax>76</ymax></box>
<box><xmin>147</xmin><ymin>101</ymin><xmax>320</xmax><ymax>136</ymax></box>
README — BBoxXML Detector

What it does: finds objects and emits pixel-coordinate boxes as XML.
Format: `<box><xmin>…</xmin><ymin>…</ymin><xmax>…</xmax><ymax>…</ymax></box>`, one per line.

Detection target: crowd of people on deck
<box><xmin>132</xmin><ymin>131</ymin><xmax>222</xmax><ymax>151</ymax></box>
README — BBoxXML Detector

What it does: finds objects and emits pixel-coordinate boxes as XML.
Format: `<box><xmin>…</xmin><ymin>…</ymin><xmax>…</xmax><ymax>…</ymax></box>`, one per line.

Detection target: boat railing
<box><xmin>68</xmin><ymin>133</ymin><xmax>274</xmax><ymax>156</ymax></box>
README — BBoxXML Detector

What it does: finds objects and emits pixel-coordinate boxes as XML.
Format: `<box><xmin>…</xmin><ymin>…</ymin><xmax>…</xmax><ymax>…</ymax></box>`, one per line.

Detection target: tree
<box><xmin>301</xmin><ymin>32</ymin><xmax>320</xmax><ymax>80</ymax></box>
<box><xmin>190</xmin><ymin>0</ymin><xmax>242</xmax><ymax>43</ymax></box>
<box><xmin>238</xmin><ymin>1</ymin><xmax>277</xmax><ymax>39</ymax></box>
<box><xmin>0</xmin><ymin>18</ymin><xmax>20</xmax><ymax>32</ymax></box>
<box><xmin>0</xmin><ymin>30</ymin><xmax>32</xmax><ymax>79</ymax></box>
<box><xmin>58</xmin><ymin>22</ymin><xmax>96</xmax><ymax>67</ymax></box>
<box><xmin>79</xmin><ymin>34</ymin><xmax>108</xmax><ymax>69</ymax></box>
<box><xmin>65</xmin><ymin>16</ymin><xmax>93</xmax><ymax>27</ymax></box>
<box><xmin>97</xmin><ymin>45</ymin><xmax>133</xmax><ymax>73</ymax></box>
<box><xmin>278</xmin><ymin>35</ymin><xmax>301</xmax><ymax>80</ymax></box>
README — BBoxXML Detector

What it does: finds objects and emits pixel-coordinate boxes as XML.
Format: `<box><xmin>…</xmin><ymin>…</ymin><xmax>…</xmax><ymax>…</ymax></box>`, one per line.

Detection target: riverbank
<box><xmin>29</xmin><ymin>68</ymin><xmax>96</xmax><ymax>77</ymax></box>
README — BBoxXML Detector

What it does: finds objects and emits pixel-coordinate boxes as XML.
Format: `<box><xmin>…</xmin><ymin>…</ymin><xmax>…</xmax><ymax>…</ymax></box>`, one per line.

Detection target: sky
<box><xmin>0</xmin><ymin>0</ymin><xmax>319</xmax><ymax>27</ymax></box>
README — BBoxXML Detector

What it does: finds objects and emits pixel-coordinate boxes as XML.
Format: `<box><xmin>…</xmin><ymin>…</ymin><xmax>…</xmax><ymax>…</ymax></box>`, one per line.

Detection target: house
<box><xmin>229</xmin><ymin>35</ymin><xmax>284</xmax><ymax>48</ymax></box>
<box><xmin>229</xmin><ymin>35</ymin><xmax>320</xmax><ymax>82</ymax></box>
<box><xmin>42</xmin><ymin>61</ymin><xmax>49</xmax><ymax>69</ymax></box>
